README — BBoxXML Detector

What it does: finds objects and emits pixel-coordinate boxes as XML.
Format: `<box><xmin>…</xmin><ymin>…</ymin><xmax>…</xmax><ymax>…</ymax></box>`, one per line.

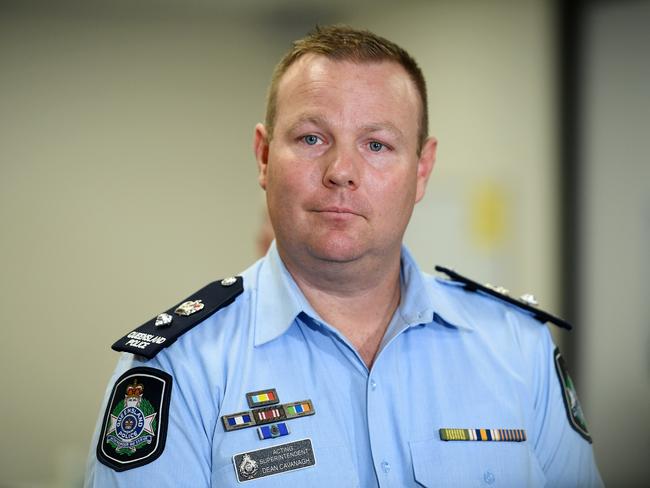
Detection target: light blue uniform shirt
<box><xmin>86</xmin><ymin>243</ymin><xmax>603</xmax><ymax>487</ymax></box>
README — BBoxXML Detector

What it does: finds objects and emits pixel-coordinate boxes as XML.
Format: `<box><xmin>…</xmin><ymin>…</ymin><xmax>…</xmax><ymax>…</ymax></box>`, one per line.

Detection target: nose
<box><xmin>322</xmin><ymin>146</ymin><xmax>360</xmax><ymax>190</ymax></box>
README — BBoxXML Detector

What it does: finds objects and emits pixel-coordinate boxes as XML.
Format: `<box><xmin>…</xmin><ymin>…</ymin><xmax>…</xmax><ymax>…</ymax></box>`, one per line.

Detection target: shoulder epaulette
<box><xmin>112</xmin><ymin>276</ymin><xmax>244</xmax><ymax>359</ymax></box>
<box><xmin>434</xmin><ymin>266</ymin><xmax>572</xmax><ymax>330</ymax></box>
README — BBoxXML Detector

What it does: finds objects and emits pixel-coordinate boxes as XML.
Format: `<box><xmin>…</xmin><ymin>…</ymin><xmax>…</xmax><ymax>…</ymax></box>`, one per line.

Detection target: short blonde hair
<box><xmin>265</xmin><ymin>25</ymin><xmax>429</xmax><ymax>153</ymax></box>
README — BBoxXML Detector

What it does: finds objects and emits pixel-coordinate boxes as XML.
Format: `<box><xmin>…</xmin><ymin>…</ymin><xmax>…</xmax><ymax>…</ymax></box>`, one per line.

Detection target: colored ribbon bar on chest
<box><xmin>222</xmin><ymin>399</ymin><xmax>315</xmax><ymax>432</ymax></box>
<box><xmin>223</xmin><ymin>411</ymin><xmax>256</xmax><ymax>431</ymax></box>
<box><xmin>257</xmin><ymin>422</ymin><xmax>290</xmax><ymax>440</ymax></box>
<box><xmin>439</xmin><ymin>428</ymin><xmax>527</xmax><ymax>442</ymax></box>
<box><xmin>246</xmin><ymin>388</ymin><xmax>279</xmax><ymax>408</ymax></box>
<box><xmin>284</xmin><ymin>400</ymin><xmax>314</xmax><ymax>418</ymax></box>
<box><xmin>252</xmin><ymin>406</ymin><xmax>285</xmax><ymax>424</ymax></box>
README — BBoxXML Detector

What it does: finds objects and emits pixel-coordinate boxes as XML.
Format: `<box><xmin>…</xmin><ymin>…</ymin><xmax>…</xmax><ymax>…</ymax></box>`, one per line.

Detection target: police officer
<box><xmin>85</xmin><ymin>25</ymin><xmax>603</xmax><ymax>487</ymax></box>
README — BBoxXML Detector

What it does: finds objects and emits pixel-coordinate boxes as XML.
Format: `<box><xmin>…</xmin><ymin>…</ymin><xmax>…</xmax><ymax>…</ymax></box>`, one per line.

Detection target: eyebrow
<box><xmin>286</xmin><ymin>115</ymin><xmax>329</xmax><ymax>134</ymax></box>
<box><xmin>360</xmin><ymin>122</ymin><xmax>406</xmax><ymax>142</ymax></box>
<box><xmin>287</xmin><ymin>115</ymin><xmax>406</xmax><ymax>142</ymax></box>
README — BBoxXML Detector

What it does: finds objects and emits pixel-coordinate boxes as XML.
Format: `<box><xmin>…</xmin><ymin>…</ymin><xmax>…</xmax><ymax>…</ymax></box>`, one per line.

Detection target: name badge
<box><xmin>233</xmin><ymin>438</ymin><xmax>316</xmax><ymax>483</ymax></box>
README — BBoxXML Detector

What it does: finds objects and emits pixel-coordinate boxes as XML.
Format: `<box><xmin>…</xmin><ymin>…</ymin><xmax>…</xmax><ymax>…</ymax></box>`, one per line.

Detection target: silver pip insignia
<box><xmin>221</xmin><ymin>277</ymin><xmax>237</xmax><ymax>287</ymax></box>
<box><xmin>155</xmin><ymin>313</ymin><xmax>173</xmax><ymax>328</ymax></box>
<box><xmin>519</xmin><ymin>293</ymin><xmax>539</xmax><ymax>307</ymax></box>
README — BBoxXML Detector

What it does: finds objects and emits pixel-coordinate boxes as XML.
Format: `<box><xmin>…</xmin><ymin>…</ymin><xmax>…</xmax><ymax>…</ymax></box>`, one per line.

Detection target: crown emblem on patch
<box><xmin>125</xmin><ymin>379</ymin><xmax>144</xmax><ymax>405</ymax></box>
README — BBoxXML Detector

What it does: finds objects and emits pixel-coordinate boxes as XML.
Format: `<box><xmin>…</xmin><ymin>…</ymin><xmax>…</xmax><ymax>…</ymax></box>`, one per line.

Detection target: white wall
<box><xmin>0</xmin><ymin>9</ymin><xmax>273</xmax><ymax>487</ymax></box>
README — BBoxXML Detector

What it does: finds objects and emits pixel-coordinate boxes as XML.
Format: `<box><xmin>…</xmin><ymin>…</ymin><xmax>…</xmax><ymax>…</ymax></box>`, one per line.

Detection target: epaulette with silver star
<box><xmin>435</xmin><ymin>266</ymin><xmax>572</xmax><ymax>330</ymax></box>
<box><xmin>112</xmin><ymin>276</ymin><xmax>244</xmax><ymax>359</ymax></box>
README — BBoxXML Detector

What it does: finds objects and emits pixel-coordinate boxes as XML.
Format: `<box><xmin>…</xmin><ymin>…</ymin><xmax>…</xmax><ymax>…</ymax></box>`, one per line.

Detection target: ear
<box><xmin>254</xmin><ymin>123</ymin><xmax>270</xmax><ymax>190</ymax></box>
<box><xmin>415</xmin><ymin>136</ymin><xmax>437</xmax><ymax>203</ymax></box>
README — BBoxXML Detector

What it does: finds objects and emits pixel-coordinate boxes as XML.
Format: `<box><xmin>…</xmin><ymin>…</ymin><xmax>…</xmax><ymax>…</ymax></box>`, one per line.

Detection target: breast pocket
<box><xmin>409</xmin><ymin>438</ymin><xmax>546</xmax><ymax>488</ymax></box>
<box><xmin>214</xmin><ymin>444</ymin><xmax>360</xmax><ymax>487</ymax></box>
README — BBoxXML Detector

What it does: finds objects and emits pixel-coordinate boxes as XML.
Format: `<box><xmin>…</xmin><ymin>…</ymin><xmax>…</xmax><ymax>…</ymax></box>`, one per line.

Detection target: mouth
<box><xmin>315</xmin><ymin>206</ymin><xmax>362</xmax><ymax>217</ymax></box>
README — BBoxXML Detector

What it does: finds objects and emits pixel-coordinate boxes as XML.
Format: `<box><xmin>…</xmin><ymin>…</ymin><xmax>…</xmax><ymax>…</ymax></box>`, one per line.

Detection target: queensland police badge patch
<box><xmin>97</xmin><ymin>367</ymin><xmax>172</xmax><ymax>471</ymax></box>
<box><xmin>554</xmin><ymin>348</ymin><xmax>592</xmax><ymax>443</ymax></box>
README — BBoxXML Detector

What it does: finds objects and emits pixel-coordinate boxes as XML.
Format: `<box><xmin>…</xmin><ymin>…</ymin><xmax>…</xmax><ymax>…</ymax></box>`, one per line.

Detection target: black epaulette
<box><xmin>112</xmin><ymin>276</ymin><xmax>244</xmax><ymax>359</ymax></box>
<box><xmin>435</xmin><ymin>266</ymin><xmax>572</xmax><ymax>330</ymax></box>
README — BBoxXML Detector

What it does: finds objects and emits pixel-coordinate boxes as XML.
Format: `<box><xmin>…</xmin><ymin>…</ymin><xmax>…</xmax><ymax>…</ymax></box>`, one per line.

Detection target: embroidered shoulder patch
<box><xmin>97</xmin><ymin>367</ymin><xmax>173</xmax><ymax>471</ymax></box>
<box><xmin>554</xmin><ymin>348</ymin><xmax>592</xmax><ymax>443</ymax></box>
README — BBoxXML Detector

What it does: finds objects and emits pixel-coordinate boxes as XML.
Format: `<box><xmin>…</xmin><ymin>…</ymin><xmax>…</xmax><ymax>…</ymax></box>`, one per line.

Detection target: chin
<box><xmin>306</xmin><ymin>236</ymin><xmax>366</xmax><ymax>264</ymax></box>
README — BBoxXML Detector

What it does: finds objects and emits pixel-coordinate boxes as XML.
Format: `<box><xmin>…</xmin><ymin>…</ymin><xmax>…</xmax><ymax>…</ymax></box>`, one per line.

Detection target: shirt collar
<box><xmin>253</xmin><ymin>242</ymin><xmax>472</xmax><ymax>347</ymax></box>
<box><xmin>397</xmin><ymin>246</ymin><xmax>473</xmax><ymax>331</ymax></box>
<box><xmin>253</xmin><ymin>241</ymin><xmax>320</xmax><ymax>346</ymax></box>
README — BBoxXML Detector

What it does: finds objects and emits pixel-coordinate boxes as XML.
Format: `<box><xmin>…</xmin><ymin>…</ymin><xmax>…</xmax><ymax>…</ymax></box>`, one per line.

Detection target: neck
<box><xmin>278</xmin><ymin>245</ymin><xmax>403</xmax><ymax>368</ymax></box>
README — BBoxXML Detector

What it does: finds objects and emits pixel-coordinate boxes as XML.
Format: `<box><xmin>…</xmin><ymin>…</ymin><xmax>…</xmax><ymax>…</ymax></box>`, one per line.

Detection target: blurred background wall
<box><xmin>579</xmin><ymin>0</ymin><xmax>650</xmax><ymax>484</ymax></box>
<box><xmin>0</xmin><ymin>0</ymin><xmax>647</xmax><ymax>486</ymax></box>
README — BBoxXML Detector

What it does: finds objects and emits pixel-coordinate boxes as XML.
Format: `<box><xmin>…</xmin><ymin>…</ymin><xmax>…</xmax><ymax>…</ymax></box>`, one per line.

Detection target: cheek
<box><xmin>268</xmin><ymin>165</ymin><xmax>301</xmax><ymax>197</ymax></box>
<box><xmin>267</xmin><ymin>151</ymin><xmax>321</xmax><ymax>195</ymax></box>
<box><xmin>372</xmin><ymin>170</ymin><xmax>418</xmax><ymax>217</ymax></box>
<box><xmin>265</xmin><ymin>162</ymin><xmax>312</xmax><ymax>216</ymax></box>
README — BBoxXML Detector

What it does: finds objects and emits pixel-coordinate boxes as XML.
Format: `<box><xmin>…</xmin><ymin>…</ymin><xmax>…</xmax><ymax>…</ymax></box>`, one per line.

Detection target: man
<box><xmin>85</xmin><ymin>25</ymin><xmax>603</xmax><ymax>487</ymax></box>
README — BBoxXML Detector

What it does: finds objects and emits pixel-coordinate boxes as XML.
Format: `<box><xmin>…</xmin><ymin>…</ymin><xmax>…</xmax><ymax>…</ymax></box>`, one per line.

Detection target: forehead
<box><xmin>274</xmin><ymin>54</ymin><xmax>420</xmax><ymax>129</ymax></box>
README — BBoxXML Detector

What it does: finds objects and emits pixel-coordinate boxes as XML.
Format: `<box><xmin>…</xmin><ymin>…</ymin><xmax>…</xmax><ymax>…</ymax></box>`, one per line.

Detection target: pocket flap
<box><xmin>410</xmin><ymin>438</ymin><xmax>545</xmax><ymax>487</ymax></box>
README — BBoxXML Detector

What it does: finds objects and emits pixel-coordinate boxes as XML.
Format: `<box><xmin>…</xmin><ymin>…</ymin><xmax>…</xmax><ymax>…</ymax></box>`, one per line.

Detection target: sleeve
<box><xmin>84</xmin><ymin>351</ymin><xmax>214</xmax><ymax>488</ymax></box>
<box><xmin>531</xmin><ymin>327</ymin><xmax>604</xmax><ymax>487</ymax></box>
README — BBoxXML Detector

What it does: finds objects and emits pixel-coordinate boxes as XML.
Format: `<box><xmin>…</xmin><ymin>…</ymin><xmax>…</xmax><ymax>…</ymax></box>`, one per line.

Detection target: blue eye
<box><xmin>303</xmin><ymin>135</ymin><xmax>319</xmax><ymax>145</ymax></box>
<box><xmin>369</xmin><ymin>141</ymin><xmax>385</xmax><ymax>152</ymax></box>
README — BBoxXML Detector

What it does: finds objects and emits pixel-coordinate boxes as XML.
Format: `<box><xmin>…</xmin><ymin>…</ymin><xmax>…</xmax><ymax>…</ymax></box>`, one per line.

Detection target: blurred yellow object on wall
<box><xmin>470</xmin><ymin>182</ymin><xmax>509</xmax><ymax>251</ymax></box>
